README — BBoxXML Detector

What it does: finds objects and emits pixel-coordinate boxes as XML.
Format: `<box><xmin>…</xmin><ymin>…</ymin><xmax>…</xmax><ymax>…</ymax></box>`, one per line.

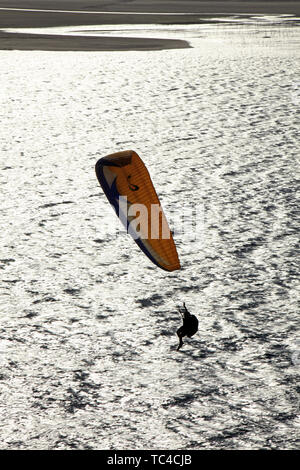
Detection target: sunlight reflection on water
<box><xmin>0</xmin><ymin>16</ymin><xmax>299</xmax><ymax>450</ymax></box>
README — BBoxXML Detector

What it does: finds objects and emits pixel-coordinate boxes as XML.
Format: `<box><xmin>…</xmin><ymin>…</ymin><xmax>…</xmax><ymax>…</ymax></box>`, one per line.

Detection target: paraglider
<box><xmin>95</xmin><ymin>150</ymin><xmax>198</xmax><ymax>352</ymax></box>
<box><xmin>95</xmin><ymin>150</ymin><xmax>180</xmax><ymax>272</ymax></box>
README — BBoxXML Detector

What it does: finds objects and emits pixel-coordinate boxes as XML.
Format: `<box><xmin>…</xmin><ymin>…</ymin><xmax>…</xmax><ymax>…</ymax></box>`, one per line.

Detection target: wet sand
<box><xmin>0</xmin><ymin>1</ymin><xmax>299</xmax><ymax>51</ymax></box>
<box><xmin>0</xmin><ymin>31</ymin><xmax>190</xmax><ymax>51</ymax></box>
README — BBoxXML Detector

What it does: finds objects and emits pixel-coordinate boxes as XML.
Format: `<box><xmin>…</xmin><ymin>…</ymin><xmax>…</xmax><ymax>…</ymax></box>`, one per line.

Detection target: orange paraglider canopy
<box><xmin>95</xmin><ymin>150</ymin><xmax>180</xmax><ymax>272</ymax></box>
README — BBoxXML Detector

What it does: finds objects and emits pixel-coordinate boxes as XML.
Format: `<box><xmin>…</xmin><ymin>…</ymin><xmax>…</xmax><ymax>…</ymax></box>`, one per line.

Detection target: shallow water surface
<box><xmin>0</xmin><ymin>20</ymin><xmax>299</xmax><ymax>449</ymax></box>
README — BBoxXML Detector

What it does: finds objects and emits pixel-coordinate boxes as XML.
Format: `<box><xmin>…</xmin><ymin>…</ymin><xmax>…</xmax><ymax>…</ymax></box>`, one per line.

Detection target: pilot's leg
<box><xmin>176</xmin><ymin>327</ymin><xmax>184</xmax><ymax>351</ymax></box>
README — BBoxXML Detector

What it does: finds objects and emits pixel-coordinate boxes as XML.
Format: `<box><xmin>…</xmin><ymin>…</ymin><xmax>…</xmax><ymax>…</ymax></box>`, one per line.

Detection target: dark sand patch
<box><xmin>0</xmin><ymin>31</ymin><xmax>190</xmax><ymax>51</ymax></box>
<box><xmin>0</xmin><ymin>1</ymin><xmax>299</xmax><ymax>16</ymax></box>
